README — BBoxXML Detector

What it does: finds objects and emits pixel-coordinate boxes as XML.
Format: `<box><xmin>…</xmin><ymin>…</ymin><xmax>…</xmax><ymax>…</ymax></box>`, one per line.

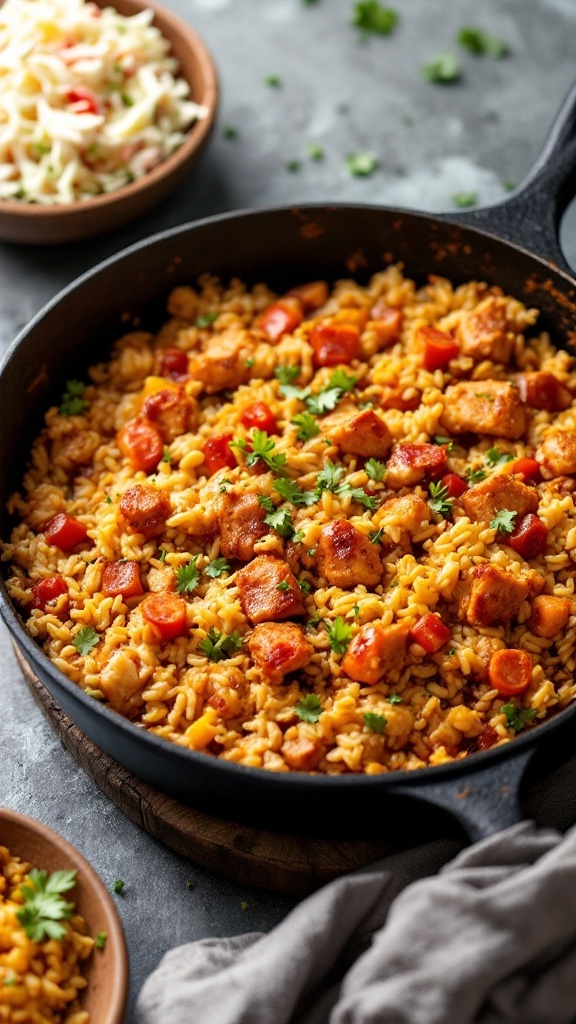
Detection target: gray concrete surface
<box><xmin>3</xmin><ymin>1</ymin><xmax>576</xmax><ymax>1020</ymax></box>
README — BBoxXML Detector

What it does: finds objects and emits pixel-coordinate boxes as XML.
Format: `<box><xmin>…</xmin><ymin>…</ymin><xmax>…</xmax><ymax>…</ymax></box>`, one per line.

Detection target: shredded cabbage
<box><xmin>0</xmin><ymin>0</ymin><xmax>207</xmax><ymax>204</ymax></box>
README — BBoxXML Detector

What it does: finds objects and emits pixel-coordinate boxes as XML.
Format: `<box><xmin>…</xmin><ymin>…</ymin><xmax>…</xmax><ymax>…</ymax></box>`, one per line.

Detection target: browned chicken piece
<box><xmin>99</xmin><ymin>650</ymin><xmax>144</xmax><ymax>717</ymax></box>
<box><xmin>341</xmin><ymin>621</ymin><xmax>411</xmax><ymax>685</ymax></box>
<box><xmin>59</xmin><ymin>430</ymin><xmax>102</xmax><ymax>466</ymax></box>
<box><xmin>441</xmin><ymin>381</ymin><xmax>527</xmax><ymax>440</ymax></box>
<box><xmin>320</xmin><ymin>403</ymin><xmax>392</xmax><ymax>458</ymax></box>
<box><xmin>281</xmin><ymin>729</ymin><xmax>326</xmax><ymax>770</ymax></box>
<box><xmin>187</xmin><ymin>328</ymin><xmax>256</xmax><ymax>393</ymax></box>
<box><xmin>119</xmin><ymin>484</ymin><xmax>172</xmax><ymax>538</ymax></box>
<box><xmin>536</xmin><ymin>431</ymin><xmax>576</xmax><ymax>476</ymax></box>
<box><xmin>373</xmin><ymin>494</ymin><xmax>432</xmax><ymax>534</ymax></box>
<box><xmin>166</xmin><ymin>285</ymin><xmax>199</xmax><ymax>321</ymax></box>
<box><xmin>456</xmin><ymin>296</ymin><xmax>514</xmax><ymax>363</ymax></box>
<box><xmin>216</xmin><ymin>492</ymin><xmax>268</xmax><ymax>562</ymax></box>
<box><xmin>147</xmin><ymin>565</ymin><xmax>177</xmax><ymax>593</ymax></box>
<box><xmin>385</xmin><ymin>443</ymin><xmax>447</xmax><ymax>489</ymax></box>
<box><xmin>464</xmin><ymin>564</ymin><xmax>530</xmax><ymax>627</ymax></box>
<box><xmin>248</xmin><ymin>622</ymin><xmax>313</xmax><ymax>681</ymax></box>
<box><xmin>529</xmin><ymin>595</ymin><xmax>572</xmax><ymax>638</ymax></box>
<box><xmin>460</xmin><ymin>473</ymin><xmax>539</xmax><ymax>523</ymax></box>
<box><xmin>142</xmin><ymin>387</ymin><xmax>198</xmax><ymax>443</ymax></box>
<box><xmin>236</xmin><ymin>555</ymin><xmax>305</xmax><ymax>624</ymax></box>
<box><xmin>513</xmin><ymin>372</ymin><xmax>572</xmax><ymax>412</ymax></box>
<box><xmin>316</xmin><ymin>520</ymin><xmax>382</xmax><ymax>588</ymax></box>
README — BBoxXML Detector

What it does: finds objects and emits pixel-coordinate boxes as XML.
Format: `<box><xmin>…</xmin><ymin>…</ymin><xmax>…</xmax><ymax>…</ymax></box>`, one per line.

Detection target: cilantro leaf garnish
<box><xmin>59</xmin><ymin>380</ymin><xmax>88</xmax><ymax>416</ymax></box>
<box><xmin>363</xmin><ymin>712</ymin><xmax>388</xmax><ymax>733</ymax></box>
<box><xmin>199</xmin><ymin>628</ymin><xmax>243</xmax><ymax>662</ymax></box>
<box><xmin>306</xmin><ymin>387</ymin><xmax>343</xmax><ymax>415</ymax></box>
<box><xmin>328</xmin><ymin>369</ymin><xmax>357</xmax><ymax>393</ymax></box>
<box><xmin>73</xmin><ymin>626</ymin><xmax>99</xmax><ymax>656</ymax></box>
<box><xmin>345</xmin><ymin>151</ymin><xmax>379</xmax><ymax>177</ymax></box>
<box><xmin>326</xmin><ymin>615</ymin><xmax>354</xmax><ymax>654</ymax></box>
<box><xmin>113</xmin><ymin>879</ymin><xmax>125</xmax><ymax>894</ymax></box>
<box><xmin>205</xmin><ymin>557</ymin><xmax>230</xmax><ymax>579</ymax></box>
<box><xmin>457</xmin><ymin>27</ymin><xmax>509</xmax><ymax>58</ymax></box>
<box><xmin>273</xmin><ymin>479</ymin><xmax>316</xmax><ymax>505</ymax></box>
<box><xmin>175</xmin><ymin>556</ymin><xmax>201</xmax><ymax>594</ymax></box>
<box><xmin>486</xmin><ymin>447</ymin><xmax>514</xmax><ymax>466</ymax></box>
<box><xmin>370</xmin><ymin>527</ymin><xmax>384</xmax><ymax>544</ymax></box>
<box><xmin>501</xmin><ymin>703</ymin><xmax>536</xmax><ymax>733</ymax></box>
<box><xmin>466</xmin><ymin>467</ymin><xmax>487</xmax><ymax>484</ymax></box>
<box><xmin>230</xmin><ymin>430</ymin><xmax>287</xmax><ymax>473</ymax></box>
<box><xmin>422</xmin><ymin>53</ymin><xmax>461</xmax><ymax>83</ymax></box>
<box><xmin>264</xmin><ymin>504</ymin><xmax>297</xmax><ymax>539</ymax></box>
<box><xmin>94</xmin><ymin>931</ymin><xmax>108</xmax><ymax>950</ymax></box>
<box><xmin>195</xmin><ymin>312</ymin><xmax>217</xmax><ymax>328</ymax></box>
<box><xmin>351</xmin><ymin>1</ymin><xmax>398</xmax><ymax>37</ymax></box>
<box><xmin>388</xmin><ymin>693</ymin><xmax>403</xmax><ymax>704</ymax></box>
<box><xmin>432</xmin><ymin>435</ymin><xmax>454</xmax><ymax>450</ymax></box>
<box><xmin>276</xmin><ymin>580</ymin><xmax>290</xmax><ymax>592</ymax></box>
<box><xmin>490</xmin><ymin>509</ymin><xmax>517</xmax><ymax>534</ymax></box>
<box><xmin>295</xmin><ymin>693</ymin><xmax>323</xmax><ymax>723</ymax></box>
<box><xmin>452</xmin><ymin>192</ymin><xmax>477</xmax><ymax>209</ymax></box>
<box><xmin>427</xmin><ymin>481</ymin><xmax>453</xmax><ymax>518</ymax></box>
<box><xmin>275</xmin><ymin>365</ymin><xmax>301</xmax><ymax>386</ymax></box>
<box><xmin>292</xmin><ymin>411</ymin><xmax>320</xmax><ymax>442</ymax></box>
<box><xmin>299</xmin><ymin>579</ymin><xmax>312</xmax><ymax>594</ymax></box>
<box><xmin>337</xmin><ymin>484</ymin><xmax>378</xmax><ymax>510</ymax></box>
<box><xmin>364</xmin><ymin>458</ymin><xmax>387</xmax><ymax>481</ymax></box>
<box><xmin>315</xmin><ymin>460</ymin><xmax>346</xmax><ymax>495</ymax></box>
<box><xmin>16</xmin><ymin>869</ymin><xmax>77</xmax><ymax>942</ymax></box>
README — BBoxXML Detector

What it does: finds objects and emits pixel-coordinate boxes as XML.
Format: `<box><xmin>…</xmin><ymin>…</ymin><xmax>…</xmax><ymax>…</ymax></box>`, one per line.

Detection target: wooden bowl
<box><xmin>0</xmin><ymin>0</ymin><xmax>219</xmax><ymax>245</ymax></box>
<box><xmin>0</xmin><ymin>808</ymin><xmax>129</xmax><ymax>1024</ymax></box>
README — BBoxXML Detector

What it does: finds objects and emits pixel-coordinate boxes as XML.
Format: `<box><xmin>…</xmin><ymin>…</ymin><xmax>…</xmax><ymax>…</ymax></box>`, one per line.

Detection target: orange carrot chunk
<box><xmin>259</xmin><ymin>298</ymin><xmax>303</xmax><ymax>342</ymax></box>
<box><xmin>102</xmin><ymin>560</ymin><xmax>144</xmax><ymax>598</ymax></box>
<box><xmin>117</xmin><ymin>418</ymin><xmax>164</xmax><ymax>473</ymax></box>
<box><xmin>309</xmin><ymin>321</ymin><xmax>360</xmax><ymax>367</ymax></box>
<box><xmin>141</xmin><ymin>592</ymin><xmax>188</xmax><ymax>642</ymax></box>
<box><xmin>31</xmin><ymin>575</ymin><xmax>67</xmax><ymax>611</ymax></box>
<box><xmin>286</xmin><ymin>281</ymin><xmax>329</xmax><ymax>313</ymax></box>
<box><xmin>44</xmin><ymin>513</ymin><xmax>88</xmax><ymax>551</ymax></box>
<box><xmin>419</xmin><ymin>325</ymin><xmax>460</xmax><ymax>372</ymax></box>
<box><xmin>488</xmin><ymin>648</ymin><xmax>533</xmax><ymax>696</ymax></box>
<box><xmin>409</xmin><ymin>613</ymin><xmax>451</xmax><ymax>654</ymax></box>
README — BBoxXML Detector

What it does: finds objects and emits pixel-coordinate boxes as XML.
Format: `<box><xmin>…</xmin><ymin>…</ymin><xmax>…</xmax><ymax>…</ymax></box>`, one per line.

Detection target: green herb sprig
<box><xmin>16</xmin><ymin>869</ymin><xmax>77</xmax><ymax>942</ymax></box>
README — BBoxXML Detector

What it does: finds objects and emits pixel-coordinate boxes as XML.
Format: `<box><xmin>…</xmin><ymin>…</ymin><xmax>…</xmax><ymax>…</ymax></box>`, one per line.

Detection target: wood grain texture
<box><xmin>16</xmin><ymin>649</ymin><xmax>394</xmax><ymax>897</ymax></box>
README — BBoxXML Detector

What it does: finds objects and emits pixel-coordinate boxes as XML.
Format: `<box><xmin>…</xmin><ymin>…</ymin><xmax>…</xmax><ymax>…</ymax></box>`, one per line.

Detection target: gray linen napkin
<box><xmin>135</xmin><ymin>819</ymin><xmax>576</xmax><ymax>1024</ymax></box>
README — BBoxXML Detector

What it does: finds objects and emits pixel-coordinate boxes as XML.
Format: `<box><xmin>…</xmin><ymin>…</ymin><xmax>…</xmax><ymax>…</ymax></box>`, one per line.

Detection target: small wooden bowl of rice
<box><xmin>0</xmin><ymin>0</ymin><xmax>218</xmax><ymax>245</ymax></box>
<box><xmin>0</xmin><ymin>808</ymin><xmax>128</xmax><ymax>1024</ymax></box>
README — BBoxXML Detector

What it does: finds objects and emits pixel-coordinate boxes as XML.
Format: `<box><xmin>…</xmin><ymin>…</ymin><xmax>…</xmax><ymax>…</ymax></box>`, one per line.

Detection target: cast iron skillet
<box><xmin>3</xmin><ymin>84</ymin><xmax>576</xmax><ymax>845</ymax></box>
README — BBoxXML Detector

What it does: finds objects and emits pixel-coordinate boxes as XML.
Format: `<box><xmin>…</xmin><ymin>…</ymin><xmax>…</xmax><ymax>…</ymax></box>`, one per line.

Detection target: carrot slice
<box><xmin>489</xmin><ymin>649</ymin><xmax>533</xmax><ymax>696</ymax></box>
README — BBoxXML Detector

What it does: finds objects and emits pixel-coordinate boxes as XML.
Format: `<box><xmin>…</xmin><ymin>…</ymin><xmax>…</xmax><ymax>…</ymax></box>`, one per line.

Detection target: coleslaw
<box><xmin>0</xmin><ymin>0</ymin><xmax>208</xmax><ymax>204</ymax></box>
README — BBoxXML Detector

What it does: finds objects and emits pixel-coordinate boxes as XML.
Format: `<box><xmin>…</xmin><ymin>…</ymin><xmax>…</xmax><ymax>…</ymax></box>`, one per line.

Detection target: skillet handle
<box><xmin>444</xmin><ymin>80</ymin><xmax>576</xmax><ymax>275</ymax></box>
<box><xmin>384</xmin><ymin>747</ymin><xmax>534</xmax><ymax>845</ymax></box>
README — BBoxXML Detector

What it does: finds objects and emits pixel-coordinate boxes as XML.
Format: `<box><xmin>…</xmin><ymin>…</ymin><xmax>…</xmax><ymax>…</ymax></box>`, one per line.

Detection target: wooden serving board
<box><xmin>16</xmin><ymin>649</ymin><xmax>399</xmax><ymax>897</ymax></box>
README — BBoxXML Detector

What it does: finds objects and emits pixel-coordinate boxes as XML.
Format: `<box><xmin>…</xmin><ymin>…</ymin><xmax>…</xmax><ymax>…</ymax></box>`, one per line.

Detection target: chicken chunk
<box><xmin>142</xmin><ymin>387</ymin><xmax>197</xmax><ymax>443</ymax></box>
<box><xmin>236</xmin><ymin>555</ymin><xmax>305</xmax><ymax>624</ymax></box>
<box><xmin>99</xmin><ymin>650</ymin><xmax>143</xmax><ymax>717</ymax></box>
<box><xmin>463</xmin><ymin>564</ymin><xmax>530</xmax><ymax>627</ymax></box>
<box><xmin>536</xmin><ymin>431</ymin><xmax>576</xmax><ymax>476</ymax></box>
<box><xmin>216</xmin><ymin>492</ymin><xmax>268</xmax><ymax>562</ymax></box>
<box><xmin>385</xmin><ymin>443</ymin><xmax>447</xmax><ymax>489</ymax></box>
<box><xmin>119</xmin><ymin>485</ymin><xmax>172</xmax><ymax>538</ymax></box>
<box><xmin>281</xmin><ymin>728</ymin><xmax>326</xmax><ymax>770</ymax></box>
<box><xmin>147</xmin><ymin>565</ymin><xmax>176</xmax><ymax>593</ymax></box>
<box><xmin>187</xmin><ymin>328</ymin><xmax>256</xmax><ymax>393</ymax></box>
<box><xmin>460</xmin><ymin>473</ymin><xmax>539</xmax><ymax>524</ymax></box>
<box><xmin>320</xmin><ymin>402</ymin><xmax>392</xmax><ymax>458</ymax></box>
<box><xmin>341</xmin><ymin>621</ymin><xmax>411</xmax><ymax>685</ymax></box>
<box><xmin>456</xmin><ymin>296</ymin><xmax>514</xmax><ymax>363</ymax></box>
<box><xmin>529</xmin><ymin>595</ymin><xmax>572</xmax><ymax>638</ymax></box>
<box><xmin>248</xmin><ymin>622</ymin><xmax>313</xmax><ymax>681</ymax></box>
<box><xmin>316</xmin><ymin>520</ymin><xmax>382</xmax><ymax>588</ymax></box>
<box><xmin>441</xmin><ymin>381</ymin><xmax>527</xmax><ymax>440</ymax></box>
<box><xmin>372</xmin><ymin>494</ymin><xmax>432</xmax><ymax>534</ymax></box>
<box><xmin>513</xmin><ymin>372</ymin><xmax>572</xmax><ymax>412</ymax></box>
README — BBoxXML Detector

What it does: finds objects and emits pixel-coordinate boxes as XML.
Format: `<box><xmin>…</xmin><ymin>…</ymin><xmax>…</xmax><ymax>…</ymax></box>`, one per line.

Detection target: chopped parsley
<box><xmin>388</xmin><ymin>693</ymin><xmax>403</xmax><ymax>704</ymax></box>
<box><xmin>466</xmin><ymin>466</ymin><xmax>487</xmax><ymax>484</ymax></box>
<box><xmin>265</xmin><ymin>74</ymin><xmax>281</xmax><ymax>86</ymax></box>
<box><xmin>427</xmin><ymin>481</ymin><xmax>453</xmax><ymax>518</ymax></box>
<box><xmin>452</xmin><ymin>192</ymin><xmax>478</xmax><ymax>208</ymax></box>
<box><xmin>94</xmin><ymin>931</ymin><xmax>108</xmax><ymax>950</ymax></box>
<box><xmin>351</xmin><ymin>1</ymin><xmax>398</xmax><ymax>37</ymax></box>
<box><xmin>158</xmin><ymin>549</ymin><xmax>168</xmax><ymax>562</ymax></box>
<box><xmin>59</xmin><ymin>380</ymin><xmax>88</xmax><ymax>416</ymax></box>
<box><xmin>299</xmin><ymin>579</ymin><xmax>312</xmax><ymax>594</ymax></box>
<box><xmin>113</xmin><ymin>879</ymin><xmax>125</xmax><ymax>895</ymax></box>
<box><xmin>245</xmin><ymin>357</ymin><xmax>254</xmax><ymax>368</ymax></box>
<box><xmin>275</xmin><ymin>365</ymin><xmax>301</xmax><ymax>386</ymax></box>
<box><xmin>72</xmin><ymin>626</ymin><xmax>99</xmax><ymax>657</ymax></box>
<box><xmin>370</xmin><ymin>527</ymin><xmax>384</xmax><ymax>544</ymax></box>
<box><xmin>273</xmin><ymin>479</ymin><xmax>316</xmax><ymax>505</ymax></box>
<box><xmin>205</xmin><ymin>557</ymin><xmax>230</xmax><ymax>578</ymax></box>
<box><xmin>365</xmin><ymin>458</ymin><xmax>387</xmax><ymax>481</ymax></box>
<box><xmin>501</xmin><ymin>703</ymin><xmax>536</xmax><ymax>733</ymax></box>
<box><xmin>195</xmin><ymin>312</ymin><xmax>217</xmax><ymax>328</ymax></box>
<box><xmin>422</xmin><ymin>53</ymin><xmax>461</xmax><ymax>83</ymax></box>
<box><xmin>230</xmin><ymin>430</ymin><xmax>287</xmax><ymax>473</ymax></box>
<box><xmin>329</xmin><ymin>369</ymin><xmax>357</xmax><ymax>393</ymax></box>
<box><xmin>326</xmin><ymin>615</ymin><xmax>354</xmax><ymax>654</ymax></box>
<box><xmin>315</xmin><ymin>460</ymin><xmax>346</xmax><ymax>494</ymax></box>
<box><xmin>286</xmin><ymin>160</ymin><xmax>300</xmax><ymax>173</ymax></box>
<box><xmin>308</xmin><ymin>143</ymin><xmax>324</xmax><ymax>160</ymax></box>
<box><xmin>258</xmin><ymin>495</ymin><xmax>298</xmax><ymax>539</ymax></box>
<box><xmin>104</xmin><ymin>495</ymin><xmax>113</xmax><ymax>504</ymax></box>
<box><xmin>162</xmin><ymin>447</ymin><xmax>172</xmax><ymax>464</ymax></box>
<box><xmin>432</xmin><ymin>435</ymin><xmax>454</xmax><ymax>450</ymax></box>
<box><xmin>486</xmin><ymin>447</ymin><xmax>514</xmax><ymax>466</ymax></box>
<box><xmin>292</xmin><ymin>411</ymin><xmax>320</xmax><ymax>442</ymax></box>
<box><xmin>16</xmin><ymin>869</ymin><xmax>77</xmax><ymax>942</ymax></box>
<box><xmin>276</xmin><ymin>580</ymin><xmax>291</xmax><ymax>592</ymax></box>
<box><xmin>175</xmin><ymin>556</ymin><xmax>201</xmax><ymax>594</ymax></box>
<box><xmin>295</xmin><ymin>693</ymin><xmax>323</xmax><ymax>723</ymax></box>
<box><xmin>199</xmin><ymin>628</ymin><xmax>243</xmax><ymax>662</ymax></box>
<box><xmin>337</xmin><ymin>484</ymin><xmax>378</xmax><ymax>510</ymax></box>
<box><xmin>363</xmin><ymin>712</ymin><xmax>387</xmax><ymax>733</ymax></box>
<box><xmin>490</xmin><ymin>509</ymin><xmax>517</xmax><ymax>534</ymax></box>
<box><xmin>345</xmin><ymin>150</ymin><xmax>379</xmax><ymax>177</ymax></box>
<box><xmin>305</xmin><ymin>387</ymin><xmax>342</xmax><ymax>414</ymax></box>
<box><xmin>223</xmin><ymin>125</ymin><xmax>237</xmax><ymax>139</ymax></box>
<box><xmin>457</xmin><ymin>27</ymin><xmax>509</xmax><ymax>58</ymax></box>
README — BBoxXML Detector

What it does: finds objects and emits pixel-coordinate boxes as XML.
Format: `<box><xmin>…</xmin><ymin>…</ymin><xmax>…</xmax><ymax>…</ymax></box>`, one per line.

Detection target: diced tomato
<box><xmin>476</xmin><ymin>725</ymin><xmax>499</xmax><ymax>751</ymax></box>
<box><xmin>393</xmin><ymin>443</ymin><xmax>448</xmax><ymax>478</ymax></box>
<box><xmin>259</xmin><ymin>298</ymin><xmax>303</xmax><ymax>342</ymax></box>
<box><xmin>102</xmin><ymin>560</ymin><xmax>144</xmax><ymax>598</ymax></box>
<box><xmin>409</xmin><ymin>613</ymin><xmax>451</xmax><ymax>654</ymax></box>
<box><xmin>286</xmin><ymin>281</ymin><xmax>329</xmax><ymax>313</ymax></box>
<box><xmin>240</xmin><ymin>401</ymin><xmax>277</xmax><ymax>434</ymax></box>
<box><xmin>65</xmin><ymin>87</ymin><xmax>99</xmax><ymax>114</ymax></box>
<box><xmin>441</xmin><ymin>473</ymin><xmax>468</xmax><ymax>499</ymax></box>
<box><xmin>117</xmin><ymin>418</ymin><xmax>164</xmax><ymax>473</ymax></box>
<box><xmin>159</xmin><ymin>348</ymin><xmax>189</xmax><ymax>380</ymax></box>
<box><xmin>503</xmin><ymin>457</ymin><xmax>541</xmax><ymax>484</ymax></box>
<box><xmin>44</xmin><ymin>513</ymin><xmax>88</xmax><ymax>551</ymax></box>
<box><xmin>31</xmin><ymin>575</ymin><xmax>67</xmax><ymax>612</ymax></box>
<box><xmin>419</xmin><ymin>326</ymin><xmax>460</xmax><ymax>372</ymax></box>
<box><xmin>309</xmin><ymin>321</ymin><xmax>361</xmax><ymax>367</ymax></box>
<box><xmin>202</xmin><ymin>433</ymin><xmax>237</xmax><ymax>475</ymax></box>
<box><xmin>506</xmin><ymin>513</ymin><xmax>548</xmax><ymax>560</ymax></box>
<box><xmin>141</xmin><ymin>592</ymin><xmax>188</xmax><ymax>643</ymax></box>
<box><xmin>489</xmin><ymin>648</ymin><xmax>533</xmax><ymax>697</ymax></box>
<box><xmin>369</xmin><ymin>301</ymin><xmax>403</xmax><ymax>345</ymax></box>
